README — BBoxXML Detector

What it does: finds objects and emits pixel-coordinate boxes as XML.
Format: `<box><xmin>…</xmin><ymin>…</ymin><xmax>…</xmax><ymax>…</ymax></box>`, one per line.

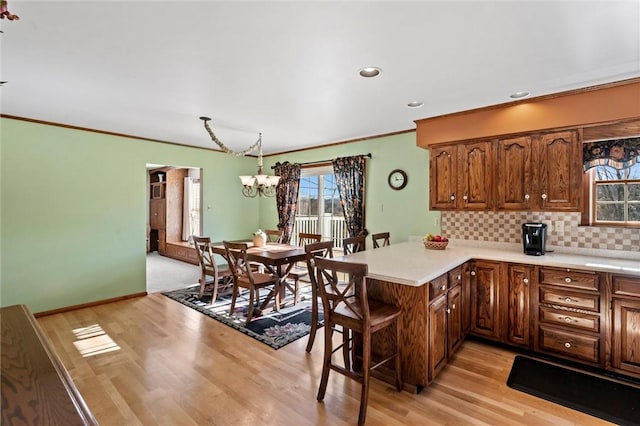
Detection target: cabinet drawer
<box><xmin>539</xmin><ymin>268</ymin><xmax>599</xmax><ymax>291</ymax></box>
<box><xmin>538</xmin><ymin>325</ymin><xmax>600</xmax><ymax>363</ymax></box>
<box><xmin>538</xmin><ymin>306</ymin><xmax>600</xmax><ymax>333</ymax></box>
<box><xmin>448</xmin><ymin>266</ymin><xmax>463</xmax><ymax>288</ymax></box>
<box><xmin>539</xmin><ymin>287</ymin><xmax>599</xmax><ymax>312</ymax></box>
<box><xmin>613</xmin><ymin>275</ymin><xmax>640</xmax><ymax>298</ymax></box>
<box><xmin>429</xmin><ymin>274</ymin><xmax>448</xmax><ymax>301</ymax></box>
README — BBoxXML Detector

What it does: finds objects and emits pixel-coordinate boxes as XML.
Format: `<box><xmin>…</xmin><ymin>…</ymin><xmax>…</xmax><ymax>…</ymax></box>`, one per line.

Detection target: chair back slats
<box><xmin>298</xmin><ymin>232</ymin><xmax>322</xmax><ymax>246</ymax></box>
<box><xmin>314</xmin><ymin>257</ymin><xmax>369</xmax><ymax>324</ymax></box>
<box><xmin>264</xmin><ymin>229</ymin><xmax>283</xmax><ymax>243</ymax></box>
<box><xmin>343</xmin><ymin>235</ymin><xmax>366</xmax><ymax>254</ymax></box>
<box><xmin>372</xmin><ymin>232</ymin><xmax>390</xmax><ymax>249</ymax></box>
<box><xmin>223</xmin><ymin>241</ymin><xmax>254</xmax><ymax>283</ymax></box>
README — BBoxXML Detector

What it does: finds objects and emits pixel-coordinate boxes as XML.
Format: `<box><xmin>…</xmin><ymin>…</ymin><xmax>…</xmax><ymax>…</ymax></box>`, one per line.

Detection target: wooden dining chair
<box><xmin>223</xmin><ymin>241</ymin><xmax>278</xmax><ymax>324</ymax></box>
<box><xmin>343</xmin><ymin>235</ymin><xmax>366</xmax><ymax>254</ymax></box>
<box><xmin>191</xmin><ymin>236</ymin><xmax>233</xmax><ymax>300</ymax></box>
<box><xmin>313</xmin><ymin>257</ymin><xmax>402</xmax><ymax>426</ymax></box>
<box><xmin>303</xmin><ymin>240</ymin><xmax>336</xmax><ymax>353</ymax></box>
<box><xmin>372</xmin><ymin>232</ymin><xmax>390</xmax><ymax>249</ymax></box>
<box><xmin>264</xmin><ymin>229</ymin><xmax>283</xmax><ymax>243</ymax></box>
<box><xmin>287</xmin><ymin>232</ymin><xmax>322</xmax><ymax>303</ymax></box>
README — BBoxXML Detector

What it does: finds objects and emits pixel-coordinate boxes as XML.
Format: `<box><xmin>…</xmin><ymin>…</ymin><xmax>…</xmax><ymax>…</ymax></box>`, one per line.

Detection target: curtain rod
<box><xmin>296</xmin><ymin>153</ymin><xmax>372</xmax><ymax>167</ymax></box>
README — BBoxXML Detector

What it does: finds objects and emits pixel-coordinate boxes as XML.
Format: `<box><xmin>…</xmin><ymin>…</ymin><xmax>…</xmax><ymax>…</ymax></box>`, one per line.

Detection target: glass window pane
<box><xmin>596</xmin><ymin>183</ymin><xmax>624</xmax><ymax>201</ymax></box>
<box><xmin>596</xmin><ymin>202</ymin><xmax>625</xmax><ymax>222</ymax></box>
<box><xmin>629</xmin><ymin>204</ymin><xmax>640</xmax><ymax>221</ymax></box>
<box><xmin>629</xmin><ymin>183</ymin><xmax>640</xmax><ymax>201</ymax></box>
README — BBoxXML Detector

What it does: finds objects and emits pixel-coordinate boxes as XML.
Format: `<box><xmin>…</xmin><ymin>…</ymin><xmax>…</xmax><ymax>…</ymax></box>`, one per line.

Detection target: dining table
<box><xmin>211</xmin><ymin>242</ymin><xmax>307</xmax><ymax>311</ymax></box>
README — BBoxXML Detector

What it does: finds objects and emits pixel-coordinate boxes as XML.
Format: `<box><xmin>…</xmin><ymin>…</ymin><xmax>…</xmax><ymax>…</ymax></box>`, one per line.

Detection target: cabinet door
<box><xmin>149</xmin><ymin>200</ymin><xmax>165</xmax><ymax>229</ymax></box>
<box><xmin>447</xmin><ymin>284</ymin><xmax>463</xmax><ymax>354</ymax></box>
<box><xmin>505</xmin><ymin>264</ymin><xmax>532</xmax><ymax>347</ymax></box>
<box><xmin>429</xmin><ymin>145</ymin><xmax>458</xmax><ymax>209</ymax></box>
<box><xmin>458</xmin><ymin>141</ymin><xmax>493</xmax><ymax>209</ymax></box>
<box><xmin>535</xmin><ymin>131</ymin><xmax>581</xmax><ymax>211</ymax></box>
<box><xmin>612</xmin><ymin>297</ymin><xmax>640</xmax><ymax>376</ymax></box>
<box><xmin>496</xmin><ymin>136</ymin><xmax>533</xmax><ymax>210</ymax></box>
<box><xmin>428</xmin><ymin>293</ymin><xmax>448</xmax><ymax>382</ymax></box>
<box><xmin>470</xmin><ymin>261</ymin><xmax>501</xmax><ymax>340</ymax></box>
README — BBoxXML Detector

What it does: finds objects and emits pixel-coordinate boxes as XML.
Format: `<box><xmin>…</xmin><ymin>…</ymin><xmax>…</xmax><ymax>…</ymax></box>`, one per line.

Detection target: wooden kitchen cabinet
<box><xmin>430</xmin><ymin>129</ymin><xmax>581</xmax><ymax>211</ymax></box>
<box><xmin>470</xmin><ymin>260</ymin><xmax>501</xmax><ymax>340</ymax></box>
<box><xmin>535</xmin><ymin>130</ymin><xmax>581</xmax><ymax>211</ymax></box>
<box><xmin>496</xmin><ymin>136</ymin><xmax>533</xmax><ymax>210</ymax></box>
<box><xmin>504</xmin><ymin>264</ymin><xmax>532</xmax><ymax>348</ymax></box>
<box><xmin>429</xmin><ymin>144</ymin><xmax>458</xmax><ymax>209</ymax></box>
<box><xmin>458</xmin><ymin>141</ymin><xmax>493</xmax><ymax>209</ymax></box>
<box><xmin>611</xmin><ymin>274</ymin><xmax>640</xmax><ymax>376</ymax></box>
<box><xmin>428</xmin><ymin>272</ymin><xmax>464</xmax><ymax>383</ymax></box>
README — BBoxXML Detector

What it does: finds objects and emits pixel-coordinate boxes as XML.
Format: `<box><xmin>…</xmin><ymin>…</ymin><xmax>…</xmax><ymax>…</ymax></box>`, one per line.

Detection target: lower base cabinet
<box><xmin>612</xmin><ymin>274</ymin><xmax>640</xmax><ymax>376</ymax></box>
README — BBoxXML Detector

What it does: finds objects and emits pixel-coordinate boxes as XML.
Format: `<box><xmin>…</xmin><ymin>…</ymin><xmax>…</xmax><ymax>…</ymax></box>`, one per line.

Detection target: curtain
<box><xmin>182</xmin><ymin>177</ymin><xmax>193</xmax><ymax>241</ymax></box>
<box><xmin>273</xmin><ymin>161</ymin><xmax>301</xmax><ymax>244</ymax></box>
<box><xmin>583</xmin><ymin>137</ymin><xmax>640</xmax><ymax>171</ymax></box>
<box><xmin>333</xmin><ymin>155</ymin><xmax>367</xmax><ymax>238</ymax></box>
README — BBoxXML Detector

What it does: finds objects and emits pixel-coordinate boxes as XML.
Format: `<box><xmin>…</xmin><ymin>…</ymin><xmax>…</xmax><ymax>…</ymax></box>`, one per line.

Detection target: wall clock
<box><xmin>388</xmin><ymin>169</ymin><xmax>408</xmax><ymax>190</ymax></box>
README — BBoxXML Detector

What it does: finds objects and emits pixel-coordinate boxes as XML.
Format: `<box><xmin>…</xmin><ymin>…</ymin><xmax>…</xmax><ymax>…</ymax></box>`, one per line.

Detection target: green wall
<box><xmin>1</xmin><ymin>118</ymin><xmax>439</xmax><ymax>313</ymax></box>
<box><xmin>1</xmin><ymin>118</ymin><xmax>259</xmax><ymax>313</ymax></box>
<box><xmin>259</xmin><ymin>132</ymin><xmax>440</xmax><ymax>244</ymax></box>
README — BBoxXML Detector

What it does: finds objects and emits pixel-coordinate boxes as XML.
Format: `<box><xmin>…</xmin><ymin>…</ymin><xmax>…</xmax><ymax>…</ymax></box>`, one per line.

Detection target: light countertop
<box><xmin>337</xmin><ymin>240</ymin><xmax>640</xmax><ymax>286</ymax></box>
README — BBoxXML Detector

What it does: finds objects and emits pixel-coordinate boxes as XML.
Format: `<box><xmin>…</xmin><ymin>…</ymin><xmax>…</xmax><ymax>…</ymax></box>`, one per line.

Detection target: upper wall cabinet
<box><xmin>430</xmin><ymin>141</ymin><xmax>493</xmax><ymax>210</ymax></box>
<box><xmin>430</xmin><ymin>130</ymin><xmax>581</xmax><ymax>212</ymax></box>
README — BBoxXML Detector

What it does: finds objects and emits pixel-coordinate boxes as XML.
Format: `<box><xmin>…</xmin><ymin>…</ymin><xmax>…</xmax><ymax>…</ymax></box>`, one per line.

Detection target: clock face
<box><xmin>388</xmin><ymin>169</ymin><xmax>408</xmax><ymax>190</ymax></box>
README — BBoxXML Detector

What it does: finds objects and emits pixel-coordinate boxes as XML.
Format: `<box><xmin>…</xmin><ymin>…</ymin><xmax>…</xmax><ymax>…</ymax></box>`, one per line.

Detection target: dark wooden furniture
<box><xmin>303</xmin><ymin>240</ymin><xmax>336</xmax><ymax>353</ymax></box>
<box><xmin>343</xmin><ymin>235</ymin><xmax>366</xmax><ymax>254</ymax></box>
<box><xmin>192</xmin><ymin>236</ymin><xmax>233</xmax><ymax>300</ymax></box>
<box><xmin>212</xmin><ymin>242</ymin><xmax>308</xmax><ymax>311</ymax></box>
<box><xmin>612</xmin><ymin>274</ymin><xmax>640</xmax><ymax>377</ymax></box>
<box><xmin>313</xmin><ymin>258</ymin><xmax>402</xmax><ymax>426</ymax></box>
<box><xmin>371</xmin><ymin>232</ymin><xmax>390</xmax><ymax>249</ymax></box>
<box><xmin>264</xmin><ymin>229</ymin><xmax>283</xmax><ymax>243</ymax></box>
<box><xmin>1</xmin><ymin>304</ymin><xmax>97</xmax><ymax>425</ymax></box>
<box><xmin>287</xmin><ymin>232</ymin><xmax>322</xmax><ymax>303</ymax></box>
<box><xmin>429</xmin><ymin>129</ymin><xmax>581</xmax><ymax>212</ymax></box>
<box><xmin>223</xmin><ymin>241</ymin><xmax>278</xmax><ymax>324</ymax></box>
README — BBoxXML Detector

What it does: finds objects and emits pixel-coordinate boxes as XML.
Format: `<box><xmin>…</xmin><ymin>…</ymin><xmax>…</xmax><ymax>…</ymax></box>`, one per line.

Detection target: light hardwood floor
<box><xmin>37</xmin><ymin>294</ymin><xmax>611</xmax><ymax>426</ymax></box>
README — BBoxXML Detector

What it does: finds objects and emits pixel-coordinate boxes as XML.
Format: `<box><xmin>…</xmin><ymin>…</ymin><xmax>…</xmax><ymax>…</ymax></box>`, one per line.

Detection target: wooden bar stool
<box><xmin>313</xmin><ymin>257</ymin><xmax>402</xmax><ymax>425</ymax></box>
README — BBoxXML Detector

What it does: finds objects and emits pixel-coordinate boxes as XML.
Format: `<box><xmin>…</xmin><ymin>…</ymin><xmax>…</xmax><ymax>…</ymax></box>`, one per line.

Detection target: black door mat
<box><xmin>507</xmin><ymin>356</ymin><xmax>640</xmax><ymax>425</ymax></box>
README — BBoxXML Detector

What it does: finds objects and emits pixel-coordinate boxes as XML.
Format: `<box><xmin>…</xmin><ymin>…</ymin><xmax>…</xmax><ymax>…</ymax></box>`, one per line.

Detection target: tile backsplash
<box><xmin>441</xmin><ymin>211</ymin><xmax>639</xmax><ymax>253</ymax></box>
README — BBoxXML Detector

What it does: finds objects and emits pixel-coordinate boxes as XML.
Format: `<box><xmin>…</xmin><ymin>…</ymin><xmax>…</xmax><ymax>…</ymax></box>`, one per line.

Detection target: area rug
<box><xmin>162</xmin><ymin>283</ymin><xmax>321</xmax><ymax>349</ymax></box>
<box><xmin>507</xmin><ymin>355</ymin><xmax>640</xmax><ymax>425</ymax></box>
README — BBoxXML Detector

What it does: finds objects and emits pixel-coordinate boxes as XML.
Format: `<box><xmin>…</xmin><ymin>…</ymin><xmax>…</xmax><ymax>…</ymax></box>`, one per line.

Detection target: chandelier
<box><xmin>200</xmin><ymin>116</ymin><xmax>280</xmax><ymax>198</ymax></box>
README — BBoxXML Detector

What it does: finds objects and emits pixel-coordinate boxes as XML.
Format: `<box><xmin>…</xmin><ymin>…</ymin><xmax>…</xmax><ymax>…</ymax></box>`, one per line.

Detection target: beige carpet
<box><xmin>146</xmin><ymin>252</ymin><xmax>200</xmax><ymax>294</ymax></box>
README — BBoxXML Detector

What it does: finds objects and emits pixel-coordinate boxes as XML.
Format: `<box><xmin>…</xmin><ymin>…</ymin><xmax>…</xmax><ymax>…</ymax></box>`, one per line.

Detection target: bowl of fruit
<box><xmin>423</xmin><ymin>233</ymin><xmax>449</xmax><ymax>250</ymax></box>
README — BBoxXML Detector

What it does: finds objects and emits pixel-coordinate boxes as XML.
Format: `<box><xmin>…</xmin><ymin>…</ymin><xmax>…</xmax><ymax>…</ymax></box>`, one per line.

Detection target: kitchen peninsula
<box><xmin>339</xmin><ymin>240</ymin><xmax>640</xmax><ymax>391</ymax></box>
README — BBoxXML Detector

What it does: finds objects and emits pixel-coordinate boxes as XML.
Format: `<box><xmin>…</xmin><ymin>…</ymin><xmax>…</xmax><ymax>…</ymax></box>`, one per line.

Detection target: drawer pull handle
<box><xmin>561</xmin><ymin>297</ymin><xmax>578</xmax><ymax>303</ymax></box>
<box><xmin>564</xmin><ymin>342</ymin><xmax>572</xmax><ymax>349</ymax></box>
<box><xmin>562</xmin><ymin>316</ymin><xmax>574</xmax><ymax>323</ymax></box>
<box><xmin>564</xmin><ymin>277</ymin><xmax>572</xmax><ymax>283</ymax></box>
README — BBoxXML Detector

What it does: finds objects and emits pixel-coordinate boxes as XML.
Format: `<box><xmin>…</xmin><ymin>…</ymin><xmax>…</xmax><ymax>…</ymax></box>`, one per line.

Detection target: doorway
<box><xmin>146</xmin><ymin>164</ymin><xmax>202</xmax><ymax>293</ymax></box>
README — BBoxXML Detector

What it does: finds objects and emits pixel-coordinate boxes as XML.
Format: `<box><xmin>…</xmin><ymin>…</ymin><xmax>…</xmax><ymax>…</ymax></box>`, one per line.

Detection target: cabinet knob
<box><xmin>524</xmin><ymin>194</ymin><xmax>530</xmax><ymax>200</ymax></box>
<box><xmin>561</xmin><ymin>296</ymin><xmax>578</xmax><ymax>303</ymax></box>
<box><xmin>456</xmin><ymin>275</ymin><xmax>461</xmax><ymax>281</ymax></box>
<box><xmin>451</xmin><ymin>303</ymin><xmax>456</xmax><ymax>310</ymax></box>
<box><xmin>541</xmin><ymin>193</ymin><xmax>548</xmax><ymax>200</ymax></box>
<box><xmin>440</xmin><ymin>285</ymin><xmax>446</xmax><ymax>291</ymax></box>
<box><xmin>154</xmin><ymin>213</ymin><xmax>158</xmax><ymax>216</ymax></box>
<box><xmin>471</xmin><ymin>271</ymin><xmax>476</xmax><ymax>276</ymax></box>
<box><xmin>450</xmin><ymin>194</ymin><xmax>456</xmax><ymax>201</ymax></box>
<box><xmin>463</xmin><ymin>195</ymin><xmax>468</xmax><ymax>201</ymax></box>
<box><xmin>564</xmin><ymin>342</ymin><xmax>572</xmax><ymax>349</ymax></box>
<box><xmin>523</xmin><ymin>278</ymin><xmax>529</xmax><ymax>285</ymax></box>
<box><xmin>446</xmin><ymin>308</ymin><xmax>451</xmax><ymax>314</ymax></box>
<box><xmin>562</xmin><ymin>316</ymin><xmax>574</xmax><ymax>323</ymax></box>
<box><xmin>564</xmin><ymin>277</ymin><xmax>572</xmax><ymax>283</ymax></box>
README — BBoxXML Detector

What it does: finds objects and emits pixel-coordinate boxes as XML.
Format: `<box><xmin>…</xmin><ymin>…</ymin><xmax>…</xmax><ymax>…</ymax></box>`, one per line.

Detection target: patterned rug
<box><xmin>162</xmin><ymin>283</ymin><xmax>321</xmax><ymax>349</ymax></box>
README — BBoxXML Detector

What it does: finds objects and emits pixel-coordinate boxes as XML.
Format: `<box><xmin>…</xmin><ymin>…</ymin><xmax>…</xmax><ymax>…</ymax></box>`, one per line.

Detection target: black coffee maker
<box><xmin>522</xmin><ymin>223</ymin><xmax>547</xmax><ymax>256</ymax></box>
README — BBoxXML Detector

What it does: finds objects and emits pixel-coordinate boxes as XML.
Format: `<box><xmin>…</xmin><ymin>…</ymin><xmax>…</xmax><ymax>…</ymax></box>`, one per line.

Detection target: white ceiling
<box><xmin>2</xmin><ymin>1</ymin><xmax>639</xmax><ymax>154</ymax></box>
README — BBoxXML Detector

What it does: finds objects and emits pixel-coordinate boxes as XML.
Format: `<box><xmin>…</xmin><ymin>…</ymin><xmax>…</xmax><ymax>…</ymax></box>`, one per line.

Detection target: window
<box><xmin>294</xmin><ymin>166</ymin><xmax>346</xmax><ymax>246</ymax></box>
<box><xmin>590</xmin><ymin>163</ymin><xmax>640</xmax><ymax>225</ymax></box>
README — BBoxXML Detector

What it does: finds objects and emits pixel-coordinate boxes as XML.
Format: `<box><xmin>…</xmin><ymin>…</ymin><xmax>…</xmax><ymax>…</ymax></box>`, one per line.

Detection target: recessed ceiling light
<box><xmin>359</xmin><ymin>67</ymin><xmax>382</xmax><ymax>78</ymax></box>
<box><xmin>510</xmin><ymin>91</ymin><xmax>530</xmax><ymax>99</ymax></box>
<box><xmin>407</xmin><ymin>101</ymin><xmax>424</xmax><ymax>108</ymax></box>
